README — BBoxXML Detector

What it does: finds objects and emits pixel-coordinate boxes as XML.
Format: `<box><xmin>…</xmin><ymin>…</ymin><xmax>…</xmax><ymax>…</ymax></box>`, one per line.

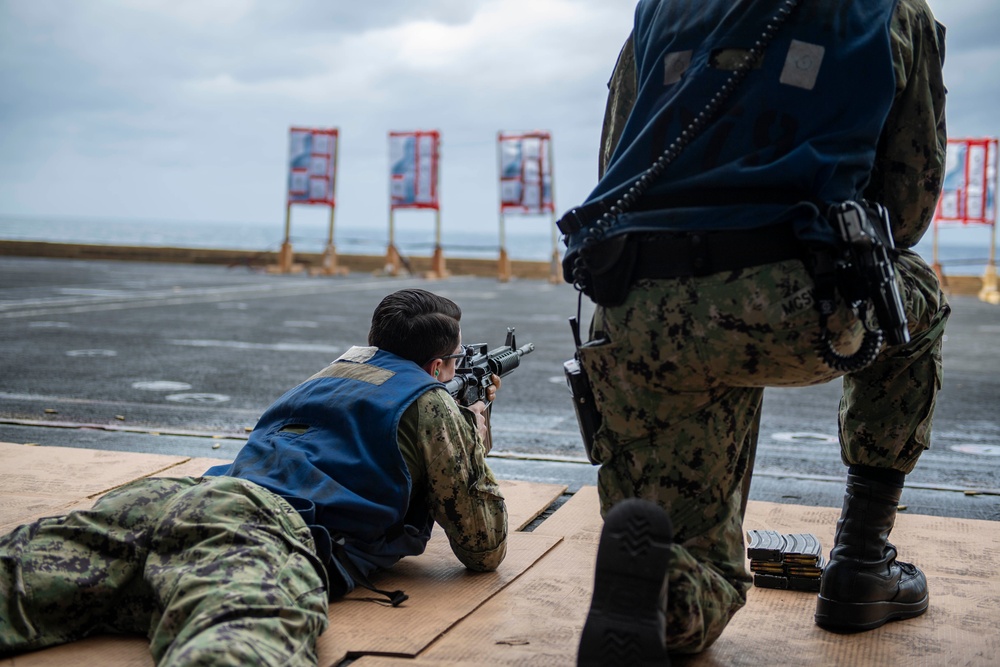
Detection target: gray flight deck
<box><xmin>0</xmin><ymin>256</ymin><xmax>997</xmax><ymax>520</ymax></box>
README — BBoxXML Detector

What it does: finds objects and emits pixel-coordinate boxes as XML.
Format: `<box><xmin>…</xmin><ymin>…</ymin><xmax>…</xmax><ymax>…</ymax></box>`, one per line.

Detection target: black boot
<box><xmin>815</xmin><ymin>466</ymin><xmax>928</xmax><ymax>631</ymax></box>
<box><xmin>578</xmin><ymin>498</ymin><xmax>673</xmax><ymax>666</ymax></box>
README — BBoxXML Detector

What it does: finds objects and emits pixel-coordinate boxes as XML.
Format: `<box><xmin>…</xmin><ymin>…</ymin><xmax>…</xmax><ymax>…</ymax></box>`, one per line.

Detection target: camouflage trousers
<box><xmin>579</xmin><ymin>249</ymin><xmax>948</xmax><ymax>653</ymax></box>
<box><xmin>0</xmin><ymin>476</ymin><xmax>329</xmax><ymax>666</ymax></box>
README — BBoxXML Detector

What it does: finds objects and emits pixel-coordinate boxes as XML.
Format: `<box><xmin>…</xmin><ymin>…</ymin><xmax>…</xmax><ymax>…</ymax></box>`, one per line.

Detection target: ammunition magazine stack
<box><xmin>746</xmin><ymin>530</ymin><xmax>825</xmax><ymax>592</ymax></box>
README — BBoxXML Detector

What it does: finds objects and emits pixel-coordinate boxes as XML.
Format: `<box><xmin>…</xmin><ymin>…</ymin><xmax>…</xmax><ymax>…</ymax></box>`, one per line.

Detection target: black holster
<box><xmin>564</xmin><ymin>355</ymin><xmax>602</xmax><ymax>465</ymax></box>
<box><xmin>577</xmin><ymin>235</ymin><xmax>639</xmax><ymax>308</ymax></box>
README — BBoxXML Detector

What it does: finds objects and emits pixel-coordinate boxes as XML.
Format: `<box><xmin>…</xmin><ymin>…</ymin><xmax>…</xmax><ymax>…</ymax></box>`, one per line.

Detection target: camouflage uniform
<box><xmin>400</xmin><ymin>388</ymin><xmax>508</xmax><ymax>570</ymax></box>
<box><xmin>582</xmin><ymin>0</ymin><xmax>948</xmax><ymax>653</ymax></box>
<box><xmin>0</xmin><ymin>476</ymin><xmax>328</xmax><ymax>665</ymax></box>
<box><xmin>0</xmin><ymin>361</ymin><xmax>505</xmax><ymax>663</ymax></box>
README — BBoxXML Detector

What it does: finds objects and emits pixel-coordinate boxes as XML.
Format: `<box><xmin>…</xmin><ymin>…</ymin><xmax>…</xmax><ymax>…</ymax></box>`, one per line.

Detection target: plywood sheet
<box><xmin>497</xmin><ymin>479</ymin><xmax>566</xmax><ymax>531</ymax></box>
<box><xmin>3</xmin><ymin>534</ymin><xmax>564</xmax><ymax>667</ymax></box>
<box><xmin>692</xmin><ymin>575</ymin><xmax>1000</xmax><ymax>667</ymax></box>
<box><xmin>698</xmin><ymin>500</ymin><xmax>1000</xmax><ymax>666</ymax></box>
<box><xmin>356</xmin><ymin>491</ymin><xmax>1000</xmax><ymax>667</ymax></box>
<box><xmin>0</xmin><ymin>456</ymin><xmax>231</xmax><ymax>533</ymax></box>
<box><xmin>151</xmin><ymin>456</ymin><xmax>230</xmax><ymax>478</ymax></box>
<box><xmin>359</xmin><ymin>487</ymin><xmax>600</xmax><ymax>666</ymax></box>
<box><xmin>3</xmin><ymin>637</ymin><xmax>152</xmax><ymax>667</ymax></box>
<box><xmin>0</xmin><ymin>442</ymin><xmax>187</xmax><ymax>530</ymax></box>
<box><xmin>318</xmin><ymin>531</ymin><xmax>561</xmax><ymax>666</ymax></box>
<box><xmin>0</xmin><ymin>442</ymin><xmax>186</xmax><ymax>497</ymax></box>
<box><xmin>0</xmin><ymin>444</ymin><xmax>565</xmax><ymax>667</ymax></box>
<box><xmin>0</xmin><ymin>493</ymin><xmax>82</xmax><ymax>531</ymax></box>
<box><xmin>744</xmin><ymin>499</ymin><xmax>1000</xmax><ymax>579</ymax></box>
<box><xmin>6</xmin><ymin>441</ymin><xmax>997</xmax><ymax>667</ymax></box>
<box><xmin>314</xmin><ymin>478</ymin><xmax>566</xmax><ymax>664</ymax></box>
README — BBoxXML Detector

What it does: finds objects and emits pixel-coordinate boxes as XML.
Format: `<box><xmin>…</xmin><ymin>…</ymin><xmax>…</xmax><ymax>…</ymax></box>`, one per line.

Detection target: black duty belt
<box><xmin>629</xmin><ymin>226</ymin><xmax>803</xmax><ymax>279</ymax></box>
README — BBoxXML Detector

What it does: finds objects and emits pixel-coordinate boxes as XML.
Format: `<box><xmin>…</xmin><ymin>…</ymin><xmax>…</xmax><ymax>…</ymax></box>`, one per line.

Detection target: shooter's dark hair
<box><xmin>368</xmin><ymin>289</ymin><xmax>462</xmax><ymax>365</ymax></box>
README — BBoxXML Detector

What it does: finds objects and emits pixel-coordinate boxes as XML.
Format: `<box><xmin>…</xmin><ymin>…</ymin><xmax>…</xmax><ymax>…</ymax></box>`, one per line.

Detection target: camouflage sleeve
<box><xmin>864</xmin><ymin>0</ymin><xmax>947</xmax><ymax>249</ymax></box>
<box><xmin>599</xmin><ymin>33</ymin><xmax>638</xmax><ymax>179</ymax></box>
<box><xmin>406</xmin><ymin>388</ymin><xmax>507</xmax><ymax>572</ymax></box>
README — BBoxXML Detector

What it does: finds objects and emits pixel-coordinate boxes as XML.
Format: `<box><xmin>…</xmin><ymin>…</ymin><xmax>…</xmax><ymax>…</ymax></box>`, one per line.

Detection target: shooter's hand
<box><xmin>485</xmin><ymin>373</ymin><xmax>501</xmax><ymax>404</ymax></box>
<box><xmin>466</xmin><ymin>400</ymin><xmax>490</xmax><ymax>444</ymax></box>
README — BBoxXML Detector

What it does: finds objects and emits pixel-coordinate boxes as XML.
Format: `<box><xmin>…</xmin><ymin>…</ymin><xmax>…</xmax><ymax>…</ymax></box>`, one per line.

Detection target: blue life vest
<box><xmin>565</xmin><ymin>0</ymin><xmax>898</xmax><ymax>255</ymax></box>
<box><xmin>205</xmin><ymin>348</ymin><xmax>441</xmax><ymax>580</ymax></box>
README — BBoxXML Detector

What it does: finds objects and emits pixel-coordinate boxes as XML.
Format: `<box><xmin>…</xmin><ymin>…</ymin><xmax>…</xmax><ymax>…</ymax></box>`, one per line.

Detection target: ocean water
<box><xmin>0</xmin><ymin>214</ymin><xmax>556</xmax><ymax>262</ymax></box>
<box><xmin>0</xmin><ymin>213</ymin><xmax>996</xmax><ymax>275</ymax></box>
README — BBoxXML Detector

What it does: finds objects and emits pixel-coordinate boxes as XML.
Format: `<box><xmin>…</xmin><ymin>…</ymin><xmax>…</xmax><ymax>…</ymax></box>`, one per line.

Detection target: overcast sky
<box><xmin>1</xmin><ymin>0</ymin><xmax>997</xmax><ymax>243</ymax></box>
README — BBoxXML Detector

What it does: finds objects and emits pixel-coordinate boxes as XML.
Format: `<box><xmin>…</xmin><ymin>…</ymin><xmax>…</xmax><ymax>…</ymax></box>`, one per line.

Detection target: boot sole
<box><xmin>578</xmin><ymin>499</ymin><xmax>674</xmax><ymax>666</ymax></box>
<box><xmin>815</xmin><ymin>593</ymin><xmax>929</xmax><ymax>632</ymax></box>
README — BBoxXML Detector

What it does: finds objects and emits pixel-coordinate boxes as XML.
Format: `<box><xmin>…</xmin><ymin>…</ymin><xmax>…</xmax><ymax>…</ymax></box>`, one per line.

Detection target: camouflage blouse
<box><xmin>397</xmin><ymin>388</ymin><xmax>508</xmax><ymax>572</ymax></box>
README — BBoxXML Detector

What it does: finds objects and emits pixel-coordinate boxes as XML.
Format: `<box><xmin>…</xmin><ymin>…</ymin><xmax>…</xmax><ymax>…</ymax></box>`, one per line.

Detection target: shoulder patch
<box><xmin>663</xmin><ymin>50</ymin><xmax>692</xmax><ymax>85</ymax></box>
<box><xmin>780</xmin><ymin>40</ymin><xmax>824</xmax><ymax>90</ymax></box>
<box><xmin>309</xmin><ymin>361</ymin><xmax>395</xmax><ymax>385</ymax></box>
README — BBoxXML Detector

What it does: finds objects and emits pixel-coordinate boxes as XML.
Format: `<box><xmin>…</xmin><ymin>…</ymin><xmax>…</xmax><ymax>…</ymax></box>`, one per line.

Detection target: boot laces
<box><xmin>885</xmin><ymin>543</ymin><xmax>917</xmax><ymax>574</ymax></box>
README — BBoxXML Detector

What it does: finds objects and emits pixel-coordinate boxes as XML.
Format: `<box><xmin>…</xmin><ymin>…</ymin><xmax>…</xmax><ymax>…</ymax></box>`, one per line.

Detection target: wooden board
<box><xmin>351</xmin><ymin>492</ymin><xmax>1000</xmax><ymax>667</ymax></box>
<box><xmin>351</xmin><ymin>487</ymin><xmax>602</xmax><ymax>666</ymax></box>
<box><xmin>4</xmin><ymin>442</ymin><xmax>999</xmax><ymax>667</ymax></box>
<box><xmin>0</xmin><ymin>442</ymin><xmax>188</xmax><ymax>531</ymax></box>
<box><xmin>0</xmin><ymin>444</ymin><xmax>565</xmax><ymax>667</ymax></box>
<box><xmin>319</xmin><ymin>532</ymin><xmax>561</xmax><ymax>665</ymax></box>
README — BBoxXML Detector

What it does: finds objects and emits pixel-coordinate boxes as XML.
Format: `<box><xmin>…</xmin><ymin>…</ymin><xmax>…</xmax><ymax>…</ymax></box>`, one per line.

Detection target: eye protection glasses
<box><xmin>422</xmin><ymin>350</ymin><xmax>467</xmax><ymax>366</ymax></box>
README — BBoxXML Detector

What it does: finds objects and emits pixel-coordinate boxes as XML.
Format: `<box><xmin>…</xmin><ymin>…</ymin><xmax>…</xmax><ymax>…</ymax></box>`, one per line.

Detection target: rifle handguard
<box><xmin>444</xmin><ymin>328</ymin><xmax>535</xmax><ymax>407</ymax></box>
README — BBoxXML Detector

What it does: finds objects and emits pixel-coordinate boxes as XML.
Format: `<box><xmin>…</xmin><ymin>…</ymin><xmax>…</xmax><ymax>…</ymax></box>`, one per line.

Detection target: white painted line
<box><xmin>0</xmin><ymin>278</ymin><xmax>424</xmax><ymax>319</ymax></box>
<box><xmin>28</xmin><ymin>321</ymin><xmax>72</xmax><ymax>328</ymax></box>
<box><xmin>950</xmin><ymin>444</ymin><xmax>1000</xmax><ymax>457</ymax></box>
<box><xmin>165</xmin><ymin>393</ymin><xmax>231</xmax><ymax>404</ymax></box>
<box><xmin>132</xmin><ymin>381</ymin><xmax>193</xmax><ymax>391</ymax></box>
<box><xmin>0</xmin><ymin>391</ymin><xmax>258</xmax><ymax>415</ymax></box>
<box><xmin>490</xmin><ymin>425</ymin><xmax>581</xmax><ymax>437</ymax></box>
<box><xmin>169</xmin><ymin>339</ymin><xmax>341</xmax><ymax>353</ymax></box>
<box><xmin>432</xmin><ymin>290</ymin><xmax>500</xmax><ymax>301</ymax></box>
<box><xmin>56</xmin><ymin>288</ymin><xmax>129</xmax><ymax>297</ymax></box>
<box><xmin>771</xmin><ymin>432</ymin><xmax>838</xmax><ymax>445</ymax></box>
<box><xmin>65</xmin><ymin>349</ymin><xmax>117</xmax><ymax>357</ymax></box>
<box><xmin>0</xmin><ymin>417</ymin><xmax>250</xmax><ymax>440</ymax></box>
<box><xmin>489</xmin><ymin>451</ymin><xmax>591</xmax><ymax>464</ymax></box>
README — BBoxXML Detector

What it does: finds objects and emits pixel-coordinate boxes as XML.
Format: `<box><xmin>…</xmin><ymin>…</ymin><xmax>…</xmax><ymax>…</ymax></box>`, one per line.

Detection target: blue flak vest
<box><xmin>204</xmin><ymin>348</ymin><xmax>441</xmax><ymax>582</ymax></box>
<box><xmin>564</xmin><ymin>0</ymin><xmax>899</xmax><ymax>256</ymax></box>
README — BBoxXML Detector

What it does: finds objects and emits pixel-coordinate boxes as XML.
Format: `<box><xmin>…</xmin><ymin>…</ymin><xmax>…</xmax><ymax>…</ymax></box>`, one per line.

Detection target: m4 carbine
<box><xmin>444</xmin><ymin>328</ymin><xmax>534</xmax><ymax>407</ymax></box>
